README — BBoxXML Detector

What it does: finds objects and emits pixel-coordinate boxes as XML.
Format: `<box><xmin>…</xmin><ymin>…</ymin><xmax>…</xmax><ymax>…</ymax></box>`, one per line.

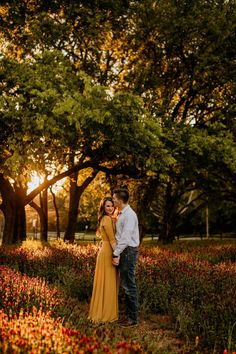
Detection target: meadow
<box><xmin>0</xmin><ymin>239</ymin><xmax>236</xmax><ymax>354</ymax></box>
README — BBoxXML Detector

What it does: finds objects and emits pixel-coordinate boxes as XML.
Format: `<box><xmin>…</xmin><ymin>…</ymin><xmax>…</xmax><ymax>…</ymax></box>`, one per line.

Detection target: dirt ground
<box><xmin>80</xmin><ymin>302</ymin><xmax>186</xmax><ymax>354</ymax></box>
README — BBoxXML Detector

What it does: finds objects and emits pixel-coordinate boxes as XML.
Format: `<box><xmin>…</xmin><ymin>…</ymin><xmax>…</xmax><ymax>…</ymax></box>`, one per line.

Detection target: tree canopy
<box><xmin>0</xmin><ymin>0</ymin><xmax>236</xmax><ymax>244</ymax></box>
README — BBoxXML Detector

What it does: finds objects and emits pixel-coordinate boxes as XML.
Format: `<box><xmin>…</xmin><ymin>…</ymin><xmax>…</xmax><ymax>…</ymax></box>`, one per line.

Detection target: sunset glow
<box><xmin>27</xmin><ymin>171</ymin><xmax>65</xmax><ymax>193</ymax></box>
<box><xmin>27</xmin><ymin>172</ymin><xmax>44</xmax><ymax>192</ymax></box>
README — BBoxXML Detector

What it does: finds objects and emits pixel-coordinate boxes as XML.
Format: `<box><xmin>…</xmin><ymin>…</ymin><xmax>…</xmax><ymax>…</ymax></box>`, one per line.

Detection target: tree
<box><xmin>63</xmin><ymin>168</ymin><xmax>98</xmax><ymax>242</ymax></box>
<box><xmin>1</xmin><ymin>0</ymin><xmax>235</xmax><ymax>244</ymax></box>
<box><xmin>0</xmin><ymin>50</ymin><xmax>155</xmax><ymax>244</ymax></box>
<box><xmin>0</xmin><ymin>0</ymin><xmax>136</xmax><ymax>86</ymax></box>
<box><xmin>141</xmin><ymin>124</ymin><xmax>236</xmax><ymax>242</ymax></box>
<box><xmin>116</xmin><ymin>0</ymin><xmax>236</xmax><ymax>242</ymax></box>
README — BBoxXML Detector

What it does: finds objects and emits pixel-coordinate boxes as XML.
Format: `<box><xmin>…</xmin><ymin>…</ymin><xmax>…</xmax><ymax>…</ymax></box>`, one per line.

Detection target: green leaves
<box><xmin>0</xmin><ymin>49</ymin><xmax>155</xmax><ymax>183</ymax></box>
<box><xmin>0</xmin><ymin>0</ymin><xmax>236</xmax><ymax>243</ymax></box>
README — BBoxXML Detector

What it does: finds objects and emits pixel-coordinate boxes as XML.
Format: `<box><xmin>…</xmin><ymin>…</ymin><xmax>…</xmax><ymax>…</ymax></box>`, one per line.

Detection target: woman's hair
<box><xmin>98</xmin><ymin>196</ymin><xmax>114</xmax><ymax>224</ymax></box>
<box><xmin>113</xmin><ymin>188</ymin><xmax>129</xmax><ymax>203</ymax></box>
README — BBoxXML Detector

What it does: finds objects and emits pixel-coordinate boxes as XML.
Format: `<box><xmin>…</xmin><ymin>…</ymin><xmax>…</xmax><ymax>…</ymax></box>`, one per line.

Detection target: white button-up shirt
<box><xmin>113</xmin><ymin>205</ymin><xmax>140</xmax><ymax>257</ymax></box>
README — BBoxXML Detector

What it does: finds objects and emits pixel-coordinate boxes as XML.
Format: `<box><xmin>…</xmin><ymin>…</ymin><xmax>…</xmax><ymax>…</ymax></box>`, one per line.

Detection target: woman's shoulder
<box><xmin>101</xmin><ymin>215</ymin><xmax>114</xmax><ymax>226</ymax></box>
<box><xmin>102</xmin><ymin>215</ymin><xmax>112</xmax><ymax>223</ymax></box>
<box><xmin>100</xmin><ymin>215</ymin><xmax>110</xmax><ymax>225</ymax></box>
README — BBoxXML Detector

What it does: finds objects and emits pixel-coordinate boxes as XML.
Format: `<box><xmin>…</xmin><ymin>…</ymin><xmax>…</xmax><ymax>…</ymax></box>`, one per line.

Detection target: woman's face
<box><xmin>104</xmin><ymin>200</ymin><xmax>114</xmax><ymax>216</ymax></box>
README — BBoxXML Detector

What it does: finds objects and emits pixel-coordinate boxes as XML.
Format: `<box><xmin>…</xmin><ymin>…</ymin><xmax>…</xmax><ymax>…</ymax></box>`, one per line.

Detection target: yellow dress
<box><xmin>88</xmin><ymin>215</ymin><xmax>118</xmax><ymax>323</ymax></box>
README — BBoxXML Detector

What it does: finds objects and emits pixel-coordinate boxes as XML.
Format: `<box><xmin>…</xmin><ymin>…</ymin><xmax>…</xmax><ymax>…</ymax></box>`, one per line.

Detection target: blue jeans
<box><xmin>119</xmin><ymin>246</ymin><xmax>139</xmax><ymax>322</ymax></box>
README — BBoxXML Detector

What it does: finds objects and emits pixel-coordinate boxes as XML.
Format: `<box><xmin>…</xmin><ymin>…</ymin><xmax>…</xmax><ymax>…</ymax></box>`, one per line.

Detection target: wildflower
<box><xmin>195</xmin><ymin>336</ymin><xmax>199</xmax><ymax>347</ymax></box>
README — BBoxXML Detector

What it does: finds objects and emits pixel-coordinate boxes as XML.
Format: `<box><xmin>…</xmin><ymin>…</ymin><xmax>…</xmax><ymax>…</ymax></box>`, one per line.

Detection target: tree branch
<box><xmin>24</xmin><ymin>160</ymin><xmax>92</xmax><ymax>205</ymax></box>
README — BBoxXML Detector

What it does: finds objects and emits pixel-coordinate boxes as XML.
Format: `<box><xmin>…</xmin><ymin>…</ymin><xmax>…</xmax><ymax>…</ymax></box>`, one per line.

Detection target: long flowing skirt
<box><xmin>88</xmin><ymin>241</ymin><xmax>118</xmax><ymax>323</ymax></box>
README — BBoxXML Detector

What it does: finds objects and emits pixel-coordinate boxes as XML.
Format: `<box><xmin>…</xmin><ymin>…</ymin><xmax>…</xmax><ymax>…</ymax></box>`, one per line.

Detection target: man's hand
<box><xmin>112</xmin><ymin>256</ymin><xmax>120</xmax><ymax>266</ymax></box>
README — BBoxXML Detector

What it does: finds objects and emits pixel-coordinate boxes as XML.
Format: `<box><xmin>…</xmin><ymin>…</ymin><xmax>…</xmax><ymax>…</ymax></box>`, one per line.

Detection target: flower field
<box><xmin>138</xmin><ymin>242</ymin><xmax>236</xmax><ymax>352</ymax></box>
<box><xmin>0</xmin><ymin>239</ymin><xmax>236</xmax><ymax>353</ymax></box>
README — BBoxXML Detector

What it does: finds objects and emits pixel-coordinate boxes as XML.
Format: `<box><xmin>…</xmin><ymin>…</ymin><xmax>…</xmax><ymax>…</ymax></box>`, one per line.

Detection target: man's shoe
<box><xmin>119</xmin><ymin>319</ymin><xmax>138</xmax><ymax>328</ymax></box>
<box><xmin>117</xmin><ymin>318</ymin><xmax>127</xmax><ymax>324</ymax></box>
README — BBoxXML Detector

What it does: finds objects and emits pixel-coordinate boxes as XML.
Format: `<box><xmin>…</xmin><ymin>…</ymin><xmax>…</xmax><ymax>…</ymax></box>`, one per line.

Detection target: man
<box><xmin>112</xmin><ymin>188</ymin><xmax>139</xmax><ymax>327</ymax></box>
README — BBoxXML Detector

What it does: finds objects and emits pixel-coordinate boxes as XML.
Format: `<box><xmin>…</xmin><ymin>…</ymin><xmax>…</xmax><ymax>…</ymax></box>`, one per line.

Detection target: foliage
<box><xmin>0</xmin><ymin>308</ymin><xmax>144</xmax><ymax>353</ymax></box>
<box><xmin>0</xmin><ymin>242</ymin><xmax>145</xmax><ymax>353</ymax></box>
<box><xmin>0</xmin><ymin>50</ymin><xmax>153</xmax><ymax>178</ymax></box>
<box><xmin>0</xmin><ymin>48</ymin><xmax>156</xmax><ymax>244</ymax></box>
<box><xmin>0</xmin><ymin>265</ymin><xmax>63</xmax><ymax>316</ymax></box>
<box><xmin>136</xmin><ymin>122</ymin><xmax>236</xmax><ymax>241</ymax></box>
<box><xmin>1</xmin><ymin>240</ymin><xmax>236</xmax><ymax>352</ymax></box>
<box><xmin>0</xmin><ymin>0</ymin><xmax>236</xmax><ymax>245</ymax></box>
<box><xmin>0</xmin><ymin>241</ymin><xmax>96</xmax><ymax>296</ymax></box>
<box><xmin>138</xmin><ymin>242</ymin><xmax>236</xmax><ymax>351</ymax></box>
<box><xmin>0</xmin><ymin>0</ymin><xmax>135</xmax><ymax>85</ymax></box>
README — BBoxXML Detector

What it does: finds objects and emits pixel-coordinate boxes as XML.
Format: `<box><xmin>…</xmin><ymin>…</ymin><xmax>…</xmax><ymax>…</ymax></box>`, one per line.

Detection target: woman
<box><xmin>88</xmin><ymin>196</ymin><xmax>118</xmax><ymax>323</ymax></box>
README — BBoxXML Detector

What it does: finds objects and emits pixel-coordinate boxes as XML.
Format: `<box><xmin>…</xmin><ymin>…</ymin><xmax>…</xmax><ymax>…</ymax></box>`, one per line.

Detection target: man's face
<box><xmin>113</xmin><ymin>194</ymin><xmax>122</xmax><ymax>209</ymax></box>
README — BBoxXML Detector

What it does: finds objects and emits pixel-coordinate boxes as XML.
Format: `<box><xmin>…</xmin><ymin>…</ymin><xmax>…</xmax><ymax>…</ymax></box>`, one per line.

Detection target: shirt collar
<box><xmin>119</xmin><ymin>204</ymin><xmax>130</xmax><ymax>215</ymax></box>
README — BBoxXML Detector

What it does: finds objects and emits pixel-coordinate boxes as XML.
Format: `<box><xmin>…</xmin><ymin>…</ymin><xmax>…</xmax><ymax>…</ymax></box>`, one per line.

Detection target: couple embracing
<box><xmin>88</xmin><ymin>188</ymin><xmax>139</xmax><ymax>328</ymax></box>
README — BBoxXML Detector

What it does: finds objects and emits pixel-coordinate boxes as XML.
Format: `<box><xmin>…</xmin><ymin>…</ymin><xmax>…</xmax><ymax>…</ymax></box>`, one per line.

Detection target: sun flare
<box><xmin>27</xmin><ymin>171</ymin><xmax>65</xmax><ymax>193</ymax></box>
<box><xmin>27</xmin><ymin>172</ymin><xmax>44</xmax><ymax>193</ymax></box>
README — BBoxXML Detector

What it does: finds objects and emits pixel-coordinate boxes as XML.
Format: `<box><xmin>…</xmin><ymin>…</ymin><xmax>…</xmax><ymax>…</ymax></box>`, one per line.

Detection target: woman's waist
<box><xmin>100</xmin><ymin>241</ymin><xmax>113</xmax><ymax>249</ymax></box>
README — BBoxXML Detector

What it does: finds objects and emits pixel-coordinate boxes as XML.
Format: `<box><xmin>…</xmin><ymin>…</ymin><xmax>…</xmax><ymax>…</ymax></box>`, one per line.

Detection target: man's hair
<box><xmin>113</xmin><ymin>188</ymin><xmax>129</xmax><ymax>203</ymax></box>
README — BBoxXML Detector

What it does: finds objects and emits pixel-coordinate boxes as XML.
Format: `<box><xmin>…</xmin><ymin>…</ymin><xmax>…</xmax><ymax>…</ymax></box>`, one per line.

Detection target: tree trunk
<box><xmin>0</xmin><ymin>174</ymin><xmax>27</xmax><ymax>245</ymax></box>
<box><xmin>158</xmin><ymin>182</ymin><xmax>177</xmax><ymax>244</ymax></box>
<box><xmin>64</xmin><ymin>170</ymin><xmax>98</xmax><ymax>243</ymax></box>
<box><xmin>29</xmin><ymin>190</ymin><xmax>48</xmax><ymax>243</ymax></box>
<box><xmin>13</xmin><ymin>196</ymin><xmax>27</xmax><ymax>244</ymax></box>
<box><xmin>158</xmin><ymin>220</ymin><xmax>176</xmax><ymax>244</ymax></box>
<box><xmin>64</xmin><ymin>171</ymin><xmax>83</xmax><ymax>243</ymax></box>
<box><xmin>39</xmin><ymin>188</ymin><xmax>48</xmax><ymax>242</ymax></box>
<box><xmin>205</xmin><ymin>206</ymin><xmax>209</xmax><ymax>239</ymax></box>
<box><xmin>136</xmin><ymin>178</ymin><xmax>159</xmax><ymax>243</ymax></box>
<box><xmin>50</xmin><ymin>186</ymin><xmax>60</xmax><ymax>239</ymax></box>
<box><xmin>1</xmin><ymin>199</ymin><xmax>16</xmax><ymax>245</ymax></box>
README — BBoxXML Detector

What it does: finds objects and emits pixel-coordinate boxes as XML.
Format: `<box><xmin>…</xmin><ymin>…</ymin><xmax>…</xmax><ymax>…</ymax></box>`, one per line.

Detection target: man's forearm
<box><xmin>113</xmin><ymin>240</ymin><xmax>127</xmax><ymax>256</ymax></box>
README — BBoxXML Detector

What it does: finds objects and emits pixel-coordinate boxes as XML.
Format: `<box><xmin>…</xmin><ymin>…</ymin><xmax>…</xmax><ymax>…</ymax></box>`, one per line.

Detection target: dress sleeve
<box><xmin>102</xmin><ymin>215</ymin><xmax>116</xmax><ymax>250</ymax></box>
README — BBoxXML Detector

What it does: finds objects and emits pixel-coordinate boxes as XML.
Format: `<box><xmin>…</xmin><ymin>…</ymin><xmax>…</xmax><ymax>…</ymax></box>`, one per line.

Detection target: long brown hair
<box><xmin>98</xmin><ymin>196</ymin><xmax>114</xmax><ymax>225</ymax></box>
